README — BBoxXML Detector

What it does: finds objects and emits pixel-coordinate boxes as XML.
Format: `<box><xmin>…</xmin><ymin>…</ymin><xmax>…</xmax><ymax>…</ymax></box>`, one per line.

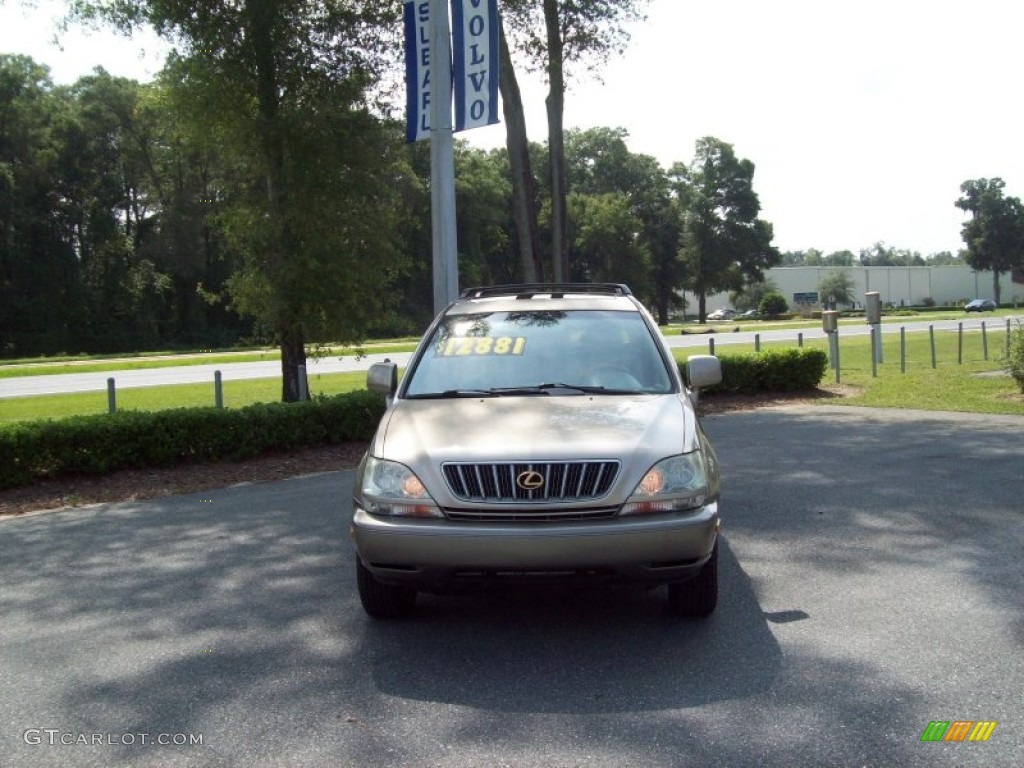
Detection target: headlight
<box><xmin>620</xmin><ymin>452</ymin><xmax>708</xmax><ymax>516</ymax></box>
<box><xmin>360</xmin><ymin>456</ymin><xmax>442</xmax><ymax>518</ymax></box>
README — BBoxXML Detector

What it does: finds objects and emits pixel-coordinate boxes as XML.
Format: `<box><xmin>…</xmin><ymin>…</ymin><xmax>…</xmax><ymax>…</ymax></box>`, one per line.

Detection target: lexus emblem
<box><xmin>516</xmin><ymin>470</ymin><xmax>545</xmax><ymax>491</ymax></box>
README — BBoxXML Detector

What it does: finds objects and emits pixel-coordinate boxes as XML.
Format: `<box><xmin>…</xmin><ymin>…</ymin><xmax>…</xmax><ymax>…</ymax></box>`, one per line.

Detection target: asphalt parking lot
<box><xmin>1</xmin><ymin>405</ymin><xmax>1021</xmax><ymax>767</ymax></box>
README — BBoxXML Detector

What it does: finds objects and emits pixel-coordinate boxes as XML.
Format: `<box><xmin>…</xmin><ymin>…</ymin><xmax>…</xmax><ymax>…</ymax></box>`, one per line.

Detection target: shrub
<box><xmin>1002</xmin><ymin>319</ymin><xmax>1024</xmax><ymax>394</ymax></box>
<box><xmin>0</xmin><ymin>390</ymin><xmax>386</xmax><ymax>491</ymax></box>
<box><xmin>758</xmin><ymin>291</ymin><xmax>789</xmax><ymax>317</ymax></box>
<box><xmin>685</xmin><ymin>347</ymin><xmax>829</xmax><ymax>396</ymax></box>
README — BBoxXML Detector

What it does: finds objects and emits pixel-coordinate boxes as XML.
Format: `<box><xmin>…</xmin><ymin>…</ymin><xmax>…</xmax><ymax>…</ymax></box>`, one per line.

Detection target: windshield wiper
<box><xmin>410</xmin><ymin>382</ymin><xmax>643</xmax><ymax>398</ymax></box>
<box><xmin>490</xmin><ymin>382</ymin><xmax>640</xmax><ymax>395</ymax></box>
<box><xmin>407</xmin><ymin>389</ymin><xmax>499</xmax><ymax>399</ymax></box>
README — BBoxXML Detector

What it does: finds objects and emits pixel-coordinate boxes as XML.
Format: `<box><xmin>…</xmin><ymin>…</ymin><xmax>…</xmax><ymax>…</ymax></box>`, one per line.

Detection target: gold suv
<box><xmin>349</xmin><ymin>284</ymin><xmax>723</xmax><ymax>618</ymax></box>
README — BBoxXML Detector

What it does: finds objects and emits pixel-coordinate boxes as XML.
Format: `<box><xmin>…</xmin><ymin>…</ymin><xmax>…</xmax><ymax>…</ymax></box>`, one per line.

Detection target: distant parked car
<box><xmin>707</xmin><ymin>308</ymin><xmax>736</xmax><ymax>321</ymax></box>
<box><xmin>965</xmin><ymin>299</ymin><xmax>997</xmax><ymax>312</ymax></box>
<box><xmin>739</xmin><ymin>309</ymin><xmax>760</xmax><ymax>319</ymax></box>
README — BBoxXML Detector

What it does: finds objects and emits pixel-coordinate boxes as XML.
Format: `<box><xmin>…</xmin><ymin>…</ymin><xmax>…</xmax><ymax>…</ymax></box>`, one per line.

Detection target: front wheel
<box><xmin>667</xmin><ymin>541</ymin><xmax>718</xmax><ymax>617</ymax></box>
<box><xmin>357</xmin><ymin>558</ymin><xmax>417</xmax><ymax>618</ymax></box>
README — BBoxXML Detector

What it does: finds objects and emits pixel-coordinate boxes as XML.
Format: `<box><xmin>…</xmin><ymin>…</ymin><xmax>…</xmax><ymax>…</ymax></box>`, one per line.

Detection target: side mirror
<box><xmin>367</xmin><ymin>361</ymin><xmax>398</xmax><ymax>396</ymax></box>
<box><xmin>686</xmin><ymin>355</ymin><xmax>722</xmax><ymax>390</ymax></box>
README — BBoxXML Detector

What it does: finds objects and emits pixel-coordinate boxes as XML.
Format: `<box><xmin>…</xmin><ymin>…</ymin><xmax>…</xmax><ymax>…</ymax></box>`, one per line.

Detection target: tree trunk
<box><xmin>247</xmin><ymin>0</ymin><xmax>307</xmax><ymax>402</ymax></box>
<box><xmin>993</xmin><ymin>271</ymin><xmax>1002</xmax><ymax>306</ymax></box>
<box><xmin>279</xmin><ymin>322</ymin><xmax>307</xmax><ymax>402</ymax></box>
<box><xmin>656</xmin><ymin>286</ymin><xmax>670</xmax><ymax>325</ymax></box>
<box><xmin>543</xmin><ymin>0</ymin><xmax>568</xmax><ymax>283</ymax></box>
<box><xmin>498</xmin><ymin>22</ymin><xmax>543</xmax><ymax>283</ymax></box>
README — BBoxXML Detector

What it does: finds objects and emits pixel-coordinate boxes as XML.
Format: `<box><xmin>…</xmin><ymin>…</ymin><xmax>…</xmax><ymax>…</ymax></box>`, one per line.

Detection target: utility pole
<box><xmin>430</xmin><ymin>0</ymin><xmax>459</xmax><ymax>315</ymax></box>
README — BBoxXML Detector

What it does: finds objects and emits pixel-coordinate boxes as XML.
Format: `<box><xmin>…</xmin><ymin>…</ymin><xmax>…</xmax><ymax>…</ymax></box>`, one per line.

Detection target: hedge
<box><xmin>685</xmin><ymin>347</ymin><xmax>829</xmax><ymax>396</ymax></box>
<box><xmin>0</xmin><ymin>390</ymin><xmax>386</xmax><ymax>491</ymax></box>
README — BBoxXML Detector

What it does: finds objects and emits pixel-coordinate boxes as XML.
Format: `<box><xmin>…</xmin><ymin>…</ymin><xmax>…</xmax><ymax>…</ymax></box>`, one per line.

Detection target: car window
<box><xmin>403</xmin><ymin>309</ymin><xmax>675</xmax><ymax>396</ymax></box>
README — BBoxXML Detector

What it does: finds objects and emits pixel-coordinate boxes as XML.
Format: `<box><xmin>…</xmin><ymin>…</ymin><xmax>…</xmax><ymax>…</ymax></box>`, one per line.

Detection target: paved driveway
<box><xmin>1</xmin><ymin>406</ymin><xmax>1021</xmax><ymax>767</ymax></box>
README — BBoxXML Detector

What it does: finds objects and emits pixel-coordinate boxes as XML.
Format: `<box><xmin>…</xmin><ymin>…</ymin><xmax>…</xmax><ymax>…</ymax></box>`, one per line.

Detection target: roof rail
<box><xmin>460</xmin><ymin>283</ymin><xmax>632</xmax><ymax>300</ymax></box>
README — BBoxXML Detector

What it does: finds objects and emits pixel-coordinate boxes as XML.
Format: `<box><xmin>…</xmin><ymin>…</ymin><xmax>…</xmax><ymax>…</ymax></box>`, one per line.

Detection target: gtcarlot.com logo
<box><xmin>920</xmin><ymin>720</ymin><xmax>997</xmax><ymax>742</ymax></box>
<box><xmin>23</xmin><ymin>729</ymin><xmax>203</xmax><ymax>747</ymax></box>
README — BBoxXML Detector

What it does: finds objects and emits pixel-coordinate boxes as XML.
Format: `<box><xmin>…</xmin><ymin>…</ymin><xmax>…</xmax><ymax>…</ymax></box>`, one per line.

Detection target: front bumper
<box><xmin>351</xmin><ymin>502</ymin><xmax>719</xmax><ymax>589</ymax></box>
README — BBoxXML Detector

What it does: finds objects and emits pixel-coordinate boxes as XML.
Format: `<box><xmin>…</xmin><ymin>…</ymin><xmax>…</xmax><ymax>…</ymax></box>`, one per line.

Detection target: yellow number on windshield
<box><xmin>437</xmin><ymin>336</ymin><xmax>526</xmax><ymax>357</ymax></box>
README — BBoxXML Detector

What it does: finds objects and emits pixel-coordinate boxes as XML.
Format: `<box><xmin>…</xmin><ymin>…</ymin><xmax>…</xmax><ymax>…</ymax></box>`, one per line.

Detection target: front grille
<box><xmin>442</xmin><ymin>461</ymin><xmax>620</xmax><ymax>503</ymax></box>
<box><xmin>445</xmin><ymin>506</ymin><xmax>619</xmax><ymax>522</ymax></box>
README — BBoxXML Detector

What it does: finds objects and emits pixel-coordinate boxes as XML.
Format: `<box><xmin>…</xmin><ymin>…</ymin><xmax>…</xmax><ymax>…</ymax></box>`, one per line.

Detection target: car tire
<box><xmin>667</xmin><ymin>541</ymin><xmax>718</xmax><ymax>618</ymax></box>
<box><xmin>357</xmin><ymin>558</ymin><xmax>417</xmax><ymax>618</ymax></box>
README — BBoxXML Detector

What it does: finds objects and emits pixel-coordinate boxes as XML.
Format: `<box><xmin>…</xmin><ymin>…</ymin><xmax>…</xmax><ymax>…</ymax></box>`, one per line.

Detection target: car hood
<box><xmin>371</xmin><ymin>394</ymin><xmax>699</xmax><ymax>503</ymax></box>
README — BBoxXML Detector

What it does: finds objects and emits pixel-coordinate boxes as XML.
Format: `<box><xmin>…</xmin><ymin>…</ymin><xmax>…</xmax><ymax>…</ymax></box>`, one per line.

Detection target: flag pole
<box><xmin>430</xmin><ymin>0</ymin><xmax>459</xmax><ymax>314</ymax></box>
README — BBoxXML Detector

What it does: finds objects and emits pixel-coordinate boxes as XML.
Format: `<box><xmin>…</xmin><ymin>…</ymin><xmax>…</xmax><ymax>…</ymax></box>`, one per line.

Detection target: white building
<box><xmin>692</xmin><ymin>265</ymin><xmax>1024</xmax><ymax>314</ymax></box>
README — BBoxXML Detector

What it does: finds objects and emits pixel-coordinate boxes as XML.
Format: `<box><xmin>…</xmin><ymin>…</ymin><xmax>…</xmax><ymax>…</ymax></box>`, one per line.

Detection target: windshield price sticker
<box><xmin>437</xmin><ymin>336</ymin><xmax>527</xmax><ymax>357</ymax></box>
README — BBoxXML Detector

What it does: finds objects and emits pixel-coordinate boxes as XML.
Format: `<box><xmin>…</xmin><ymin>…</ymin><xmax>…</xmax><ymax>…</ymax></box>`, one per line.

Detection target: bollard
<box><xmin>900</xmin><ymin>327</ymin><xmax>906</xmax><ymax>374</ymax></box>
<box><xmin>708</xmin><ymin>337</ymin><xmax>715</xmax><ymax>356</ymax></box>
<box><xmin>865</xmin><ymin>292</ymin><xmax>882</xmax><ymax>363</ymax></box>
<box><xmin>981</xmin><ymin>321</ymin><xmax>988</xmax><ymax>360</ymax></box>
<box><xmin>871</xmin><ymin>327</ymin><xmax>878</xmax><ymax>378</ymax></box>
<box><xmin>827</xmin><ymin>333</ymin><xmax>839</xmax><ymax>373</ymax></box>
<box><xmin>754</xmin><ymin>333</ymin><xmax>760</xmax><ymax>353</ymax></box>
<box><xmin>107</xmin><ymin>377</ymin><xmax>116</xmax><ymax>414</ymax></box>
<box><xmin>214</xmin><ymin>370</ymin><xmax>223</xmax><ymax>409</ymax></box>
<box><xmin>798</xmin><ymin>332</ymin><xmax>803</xmax><ymax>348</ymax></box>
<box><xmin>834</xmin><ymin>330</ymin><xmax>841</xmax><ymax>383</ymax></box>
<box><xmin>929</xmin><ymin>325</ymin><xmax>936</xmax><ymax>369</ymax></box>
<box><xmin>958</xmin><ymin>322</ymin><xmax>963</xmax><ymax>365</ymax></box>
<box><xmin>298</xmin><ymin>364</ymin><xmax>308</xmax><ymax>401</ymax></box>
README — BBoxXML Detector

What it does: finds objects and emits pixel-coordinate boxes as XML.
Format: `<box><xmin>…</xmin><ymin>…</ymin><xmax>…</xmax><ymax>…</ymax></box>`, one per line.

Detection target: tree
<box><xmin>497</xmin><ymin>19</ymin><xmax>543</xmax><ymax>281</ymax></box>
<box><xmin>823</xmin><ymin>250</ymin><xmax>856</xmax><ymax>267</ymax></box>
<box><xmin>563</xmin><ymin>126</ymin><xmax>680</xmax><ymax>319</ymax></box>
<box><xmin>955</xmin><ymin>178</ymin><xmax>1024</xmax><ymax>305</ymax></box>
<box><xmin>818</xmin><ymin>270</ymin><xmax>856</xmax><ymax>309</ymax></box>
<box><xmin>453</xmin><ymin>145</ymin><xmax>516</xmax><ymax>287</ymax></box>
<box><xmin>0</xmin><ymin>55</ymin><xmax>84</xmax><ymax>355</ymax></box>
<box><xmin>500</xmin><ymin>0</ymin><xmax>649</xmax><ymax>281</ymax></box>
<box><xmin>926</xmin><ymin>250</ymin><xmax>965</xmax><ymax>266</ymax></box>
<box><xmin>673</xmin><ymin>137</ymin><xmax>779</xmax><ymax>322</ymax></box>
<box><xmin>758</xmin><ymin>291</ymin><xmax>788</xmax><ymax>318</ymax></box>
<box><xmin>859</xmin><ymin>242</ymin><xmax>925</xmax><ymax>267</ymax></box>
<box><xmin>57</xmin><ymin>70</ymin><xmax>177</xmax><ymax>351</ymax></box>
<box><xmin>568</xmin><ymin>191</ymin><xmax>650</xmax><ymax>291</ymax></box>
<box><xmin>778</xmin><ymin>249</ymin><xmax>822</xmax><ymax>266</ymax></box>
<box><xmin>730</xmin><ymin>278</ymin><xmax>779</xmax><ymax>312</ymax></box>
<box><xmin>77</xmin><ymin>0</ymin><xmax>403</xmax><ymax>401</ymax></box>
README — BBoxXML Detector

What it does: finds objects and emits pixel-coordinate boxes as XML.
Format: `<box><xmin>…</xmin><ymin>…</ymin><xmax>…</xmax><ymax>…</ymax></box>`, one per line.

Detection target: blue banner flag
<box><xmin>404</xmin><ymin>1</ymin><xmax>433</xmax><ymax>142</ymax></box>
<box><xmin>451</xmin><ymin>0</ymin><xmax>500</xmax><ymax>133</ymax></box>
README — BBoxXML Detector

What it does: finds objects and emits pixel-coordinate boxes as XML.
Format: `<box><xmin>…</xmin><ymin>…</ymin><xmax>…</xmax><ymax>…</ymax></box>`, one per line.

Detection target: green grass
<box><xmin>0</xmin><ymin>371</ymin><xmax>368</xmax><ymax>424</ymax></box>
<box><xmin>0</xmin><ymin>342</ymin><xmax>418</xmax><ymax>379</ymax></box>
<box><xmin>664</xmin><ymin>308</ymin><xmax>1019</xmax><ymax>334</ymax></box>
<box><xmin>3</xmin><ymin>324</ymin><xmax>1022</xmax><ymax>426</ymax></box>
<box><xmin>675</xmin><ymin>324</ymin><xmax>1024</xmax><ymax>416</ymax></box>
<box><xmin>0</xmin><ymin>350</ymin><xmax>281</xmax><ymax>379</ymax></box>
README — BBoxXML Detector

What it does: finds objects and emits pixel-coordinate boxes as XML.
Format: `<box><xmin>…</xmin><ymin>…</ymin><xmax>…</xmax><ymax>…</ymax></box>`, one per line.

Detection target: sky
<box><xmin>2</xmin><ymin>0</ymin><xmax>1023</xmax><ymax>257</ymax></box>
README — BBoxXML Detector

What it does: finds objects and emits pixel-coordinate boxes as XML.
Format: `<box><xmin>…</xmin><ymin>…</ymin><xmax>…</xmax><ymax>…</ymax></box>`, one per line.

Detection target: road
<box><xmin>1</xmin><ymin>406</ymin><xmax>1021</xmax><ymax>767</ymax></box>
<box><xmin>1</xmin><ymin>316</ymin><xmax>1017</xmax><ymax>399</ymax></box>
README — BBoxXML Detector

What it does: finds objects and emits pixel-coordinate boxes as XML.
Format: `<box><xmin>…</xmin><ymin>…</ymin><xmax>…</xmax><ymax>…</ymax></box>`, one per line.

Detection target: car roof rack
<box><xmin>460</xmin><ymin>283</ymin><xmax>632</xmax><ymax>300</ymax></box>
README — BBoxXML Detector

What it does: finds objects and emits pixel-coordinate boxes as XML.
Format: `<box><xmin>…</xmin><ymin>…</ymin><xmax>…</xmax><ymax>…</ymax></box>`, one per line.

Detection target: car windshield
<box><xmin>403</xmin><ymin>309</ymin><xmax>675</xmax><ymax>397</ymax></box>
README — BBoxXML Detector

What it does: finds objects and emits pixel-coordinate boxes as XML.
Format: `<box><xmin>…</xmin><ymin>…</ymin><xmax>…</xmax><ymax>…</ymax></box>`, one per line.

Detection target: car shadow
<box><xmin>362</xmin><ymin>536</ymin><xmax>783</xmax><ymax>714</ymax></box>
